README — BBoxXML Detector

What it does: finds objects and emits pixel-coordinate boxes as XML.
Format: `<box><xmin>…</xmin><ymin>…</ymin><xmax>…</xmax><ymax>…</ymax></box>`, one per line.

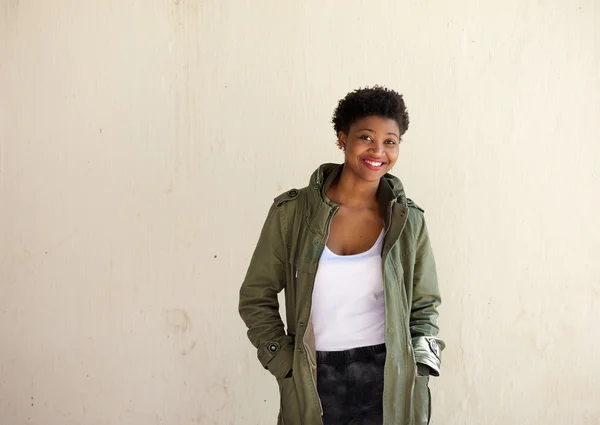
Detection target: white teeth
<box><xmin>364</xmin><ymin>160</ymin><xmax>383</xmax><ymax>167</ymax></box>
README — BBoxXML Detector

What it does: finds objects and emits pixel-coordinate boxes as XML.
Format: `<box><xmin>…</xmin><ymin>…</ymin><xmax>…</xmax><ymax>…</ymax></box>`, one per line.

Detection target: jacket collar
<box><xmin>305</xmin><ymin>163</ymin><xmax>409</xmax><ymax>239</ymax></box>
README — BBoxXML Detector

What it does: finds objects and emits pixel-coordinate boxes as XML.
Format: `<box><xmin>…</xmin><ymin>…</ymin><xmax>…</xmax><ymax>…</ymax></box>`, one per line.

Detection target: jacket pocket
<box><xmin>413</xmin><ymin>375</ymin><xmax>431</xmax><ymax>425</ymax></box>
<box><xmin>277</xmin><ymin>376</ymin><xmax>301</xmax><ymax>425</ymax></box>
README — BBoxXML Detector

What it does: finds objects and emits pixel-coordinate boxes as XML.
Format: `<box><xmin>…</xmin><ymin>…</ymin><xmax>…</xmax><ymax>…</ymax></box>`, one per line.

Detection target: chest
<box><xmin>326</xmin><ymin>206</ymin><xmax>383</xmax><ymax>255</ymax></box>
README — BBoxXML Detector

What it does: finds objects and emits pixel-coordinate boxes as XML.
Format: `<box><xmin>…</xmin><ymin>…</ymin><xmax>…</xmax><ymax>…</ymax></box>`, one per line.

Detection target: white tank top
<box><xmin>311</xmin><ymin>230</ymin><xmax>386</xmax><ymax>351</ymax></box>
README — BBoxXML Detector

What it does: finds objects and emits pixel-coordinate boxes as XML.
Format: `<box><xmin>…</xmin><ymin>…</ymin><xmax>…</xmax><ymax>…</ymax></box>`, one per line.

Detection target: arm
<box><xmin>411</xmin><ymin>216</ymin><xmax>445</xmax><ymax>377</ymax></box>
<box><xmin>239</xmin><ymin>203</ymin><xmax>293</xmax><ymax>379</ymax></box>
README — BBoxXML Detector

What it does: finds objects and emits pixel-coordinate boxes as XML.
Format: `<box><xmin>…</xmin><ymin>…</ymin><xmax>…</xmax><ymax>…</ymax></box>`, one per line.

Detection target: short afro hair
<box><xmin>332</xmin><ymin>86</ymin><xmax>409</xmax><ymax>149</ymax></box>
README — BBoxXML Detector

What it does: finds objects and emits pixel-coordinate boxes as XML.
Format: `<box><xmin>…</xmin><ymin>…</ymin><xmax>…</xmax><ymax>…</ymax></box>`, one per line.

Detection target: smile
<box><xmin>361</xmin><ymin>158</ymin><xmax>386</xmax><ymax>170</ymax></box>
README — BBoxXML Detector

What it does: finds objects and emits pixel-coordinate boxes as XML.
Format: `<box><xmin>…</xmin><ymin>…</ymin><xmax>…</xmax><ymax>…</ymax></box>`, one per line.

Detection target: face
<box><xmin>338</xmin><ymin>115</ymin><xmax>401</xmax><ymax>183</ymax></box>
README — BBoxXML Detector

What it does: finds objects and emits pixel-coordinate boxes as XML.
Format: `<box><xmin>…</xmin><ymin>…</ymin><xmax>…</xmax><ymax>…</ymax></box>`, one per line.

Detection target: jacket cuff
<box><xmin>258</xmin><ymin>337</ymin><xmax>294</xmax><ymax>379</ymax></box>
<box><xmin>412</xmin><ymin>336</ymin><xmax>445</xmax><ymax>377</ymax></box>
<box><xmin>417</xmin><ymin>363</ymin><xmax>432</xmax><ymax>376</ymax></box>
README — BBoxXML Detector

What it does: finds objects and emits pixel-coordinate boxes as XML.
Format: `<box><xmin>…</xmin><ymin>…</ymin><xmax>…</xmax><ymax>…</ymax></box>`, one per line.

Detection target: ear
<box><xmin>338</xmin><ymin>131</ymin><xmax>347</xmax><ymax>150</ymax></box>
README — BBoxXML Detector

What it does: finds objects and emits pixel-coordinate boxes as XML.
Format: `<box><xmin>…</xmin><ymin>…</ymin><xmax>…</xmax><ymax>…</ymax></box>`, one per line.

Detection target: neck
<box><xmin>329</xmin><ymin>166</ymin><xmax>379</xmax><ymax>208</ymax></box>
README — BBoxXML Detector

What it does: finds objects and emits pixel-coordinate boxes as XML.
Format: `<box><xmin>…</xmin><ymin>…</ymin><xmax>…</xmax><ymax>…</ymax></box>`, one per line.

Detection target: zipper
<box><xmin>303</xmin><ymin>308</ymin><xmax>322</xmax><ymax>414</ymax></box>
<box><xmin>303</xmin><ymin>205</ymin><xmax>338</xmax><ymax>416</ymax></box>
<box><xmin>384</xmin><ymin>199</ymin><xmax>394</xmax><ymax>238</ymax></box>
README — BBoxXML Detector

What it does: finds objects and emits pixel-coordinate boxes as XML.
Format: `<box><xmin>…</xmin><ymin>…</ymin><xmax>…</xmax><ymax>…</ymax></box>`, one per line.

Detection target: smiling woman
<box><xmin>239</xmin><ymin>86</ymin><xmax>444</xmax><ymax>425</ymax></box>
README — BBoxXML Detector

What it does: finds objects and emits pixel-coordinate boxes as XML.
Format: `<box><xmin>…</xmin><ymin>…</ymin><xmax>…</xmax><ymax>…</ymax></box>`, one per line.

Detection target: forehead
<box><xmin>349</xmin><ymin>115</ymin><xmax>400</xmax><ymax>135</ymax></box>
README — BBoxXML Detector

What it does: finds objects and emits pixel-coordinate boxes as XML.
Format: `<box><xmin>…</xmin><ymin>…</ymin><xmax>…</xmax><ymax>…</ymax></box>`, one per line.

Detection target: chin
<box><xmin>359</xmin><ymin>170</ymin><xmax>386</xmax><ymax>182</ymax></box>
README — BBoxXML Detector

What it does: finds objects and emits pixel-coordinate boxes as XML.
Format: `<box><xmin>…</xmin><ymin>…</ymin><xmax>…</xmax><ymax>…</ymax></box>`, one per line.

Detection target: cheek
<box><xmin>387</xmin><ymin>150</ymin><xmax>400</xmax><ymax>166</ymax></box>
<box><xmin>347</xmin><ymin>143</ymin><xmax>365</xmax><ymax>156</ymax></box>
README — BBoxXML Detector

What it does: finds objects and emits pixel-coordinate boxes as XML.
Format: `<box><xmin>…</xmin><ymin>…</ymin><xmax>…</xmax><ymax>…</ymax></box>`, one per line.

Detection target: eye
<box><xmin>360</xmin><ymin>135</ymin><xmax>372</xmax><ymax>142</ymax></box>
<box><xmin>384</xmin><ymin>139</ymin><xmax>397</xmax><ymax>145</ymax></box>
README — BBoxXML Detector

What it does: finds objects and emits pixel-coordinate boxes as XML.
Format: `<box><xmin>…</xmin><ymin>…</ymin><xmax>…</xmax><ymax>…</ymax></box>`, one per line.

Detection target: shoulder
<box><xmin>403</xmin><ymin>197</ymin><xmax>427</xmax><ymax>235</ymax></box>
<box><xmin>273</xmin><ymin>186</ymin><xmax>309</xmax><ymax>207</ymax></box>
<box><xmin>270</xmin><ymin>187</ymin><xmax>310</xmax><ymax>235</ymax></box>
<box><xmin>406</xmin><ymin>198</ymin><xmax>425</xmax><ymax>213</ymax></box>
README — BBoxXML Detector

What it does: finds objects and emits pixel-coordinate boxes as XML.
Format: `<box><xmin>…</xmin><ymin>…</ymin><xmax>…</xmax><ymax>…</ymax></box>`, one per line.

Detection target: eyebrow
<box><xmin>357</xmin><ymin>128</ymin><xmax>399</xmax><ymax>138</ymax></box>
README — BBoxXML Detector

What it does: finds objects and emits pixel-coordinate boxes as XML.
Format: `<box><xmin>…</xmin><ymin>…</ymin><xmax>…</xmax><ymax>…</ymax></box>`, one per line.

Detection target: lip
<box><xmin>361</xmin><ymin>157</ymin><xmax>387</xmax><ymax>171</ymax></box>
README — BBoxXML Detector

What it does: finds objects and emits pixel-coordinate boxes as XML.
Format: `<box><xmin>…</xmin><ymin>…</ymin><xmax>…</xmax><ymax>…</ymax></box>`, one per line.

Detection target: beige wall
<box><xmin>1</xmin><ymin>1</ymin><xmax>599</xmax><ymax>424</ymax></box>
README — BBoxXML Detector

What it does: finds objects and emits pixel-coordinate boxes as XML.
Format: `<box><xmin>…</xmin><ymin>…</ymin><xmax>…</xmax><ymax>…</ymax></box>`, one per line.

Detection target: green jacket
<box><xmin>239</xmin><ymin>164</ymin><xmax>445</xmax><ymax>425</ymax></box>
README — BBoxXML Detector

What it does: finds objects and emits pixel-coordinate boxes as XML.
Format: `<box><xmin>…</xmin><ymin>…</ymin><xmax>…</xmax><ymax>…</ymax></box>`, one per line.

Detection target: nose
<box><xmin>370</xmin><ymin>141</ymin><xmax>385</xmax><ymax>155</ymax></box>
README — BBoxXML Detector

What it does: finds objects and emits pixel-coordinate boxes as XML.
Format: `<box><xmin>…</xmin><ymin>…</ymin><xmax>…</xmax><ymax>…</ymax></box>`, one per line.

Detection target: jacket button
<box><xmin>268</xmin><ymin>344</ymin><xmax>278</xmax><ymax>353</ymax></box>
<box><xmin>288</xmin><ymin>189</ymin><xmax>298</xmax><ymax>197</ymax></box>
<box><xmin>298</xmin><ymin>348</ymin><xmax>303</xmax><ymax>353</ymax></box>
<box><xmin>299</xmin><ymin>322</ymin><xmax>304</xmax><ymax>327</ymax></box>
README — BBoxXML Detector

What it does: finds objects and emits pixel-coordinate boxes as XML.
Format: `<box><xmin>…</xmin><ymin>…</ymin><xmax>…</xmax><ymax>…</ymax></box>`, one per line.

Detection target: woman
<box><xmin>239</xmin><ymin>86</ymin><xmax>444</xmax><ymax>425</ymax></box>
